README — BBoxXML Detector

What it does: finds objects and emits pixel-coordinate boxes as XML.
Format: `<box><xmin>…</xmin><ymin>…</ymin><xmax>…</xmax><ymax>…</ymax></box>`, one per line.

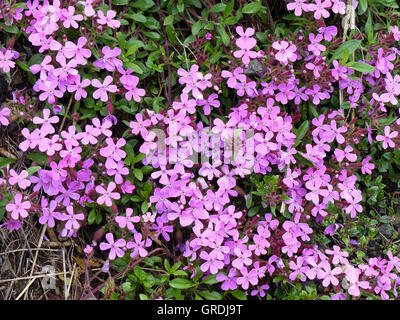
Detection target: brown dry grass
<box><xmin>0</xmin><ymin>219</ymin><xmax>82</xmax><ymax>300</ymax></box>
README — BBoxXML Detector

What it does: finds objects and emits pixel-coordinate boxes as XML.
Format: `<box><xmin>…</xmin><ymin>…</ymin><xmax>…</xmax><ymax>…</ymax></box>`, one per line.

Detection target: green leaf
<box><xmin>210</xmin><ymin>3</ymin><xmax>226</xmax><ymax>12</ymax></box>
<box><xmin>224</xmin><ymin>0</ymin><xmax>235</xmax><ymax>17</ymax></box>
<box><xmin>294</xmin><ymin>120</ymin><xmax>309</xmax><ymax>141</ymax></box>
<box><xmin>217</xmin><ymin>25</ymin><xmax>230</xmax><ymax>46</ymax></box>
<box><xmin>26</xmin><ymin>166</ymin><xmax>41</xmax><ymax>177</ymax></box>
<box><xmin>242</xmin><ymin>1</ymin><xmax>261</xmax><ymax>14</ymax></box>
<box><xmin>113</xmin><ymin>0</ymin><xmax>128</xmax><ymax>4</ymax></box>
<box><xmin>0</xmin><ymin>157</ymin><xmax>15</xmax><ymax>168</ymax></box>
<box><xmin>131</xmin><ymin>0</ymin><xmax>155</xmax><ymax>10</ymax></box>
<box><xmin>139</xmin><ymin>293</ymin><xmax>149</xmax><ymax>300</ymax></box>
<box><xmin>331</xmin><ymin>40</ymin><xmax>361</xmax><ymax>60</ymax></box>
<box><xmin>88</xmin><ymin>209</ymin><xmax>96</xmax><ymax>225</ymax></box>
<box><xmin>130</xmin><ymin>13</ymin><xmax>147</xmax><ymax>23</ymax></box>
<box><xmin>248</xmin><ymin>205</ymin><xmax>261</xmax><ymax>217</ymax></box>
<box><xmin>191</xmin><ymin>20</ymin><xmax>204</xmax><ymax>35</ymax></box>
<box><xmin>358</xmin><ymin>0</ymin><xmax>368</xmax><ymax>14</ymax></box>
<box><xmin>198</xmin><ymin>290</ymin><xmax>222</xmax><ymax>300</ymax></box>
<box><xmin>163</xmin><ymin>15</ymin><xmax>174</xmax><ymax>26</ymax></box>
<box><xmin>201</xmin><ymin>274</ymin><xmax>218</xmax><ymax>284</ymax></box>
<box><xmin>230</xmin><ymin>289</ymin><xmax>247</xmax><ymax>300</ymax></box>
<box><xmin>169</xmin><ymin>278</ymin><xmax>195</xmax><ymax>289</ymax></box>
<box><xmin>133</xmin><ymin>168</ymin><xmax>143</xmax><ymax>181</ymax></box>
<box><xmin>164</xmin><ymin>259</ymin><xmax>171</xmax><ymax>272</ymax></box>
<box><xmin>26</xmin><ymin>152</ymin><xmax>47</xmax><ymax>165</ymax></box>
<box><xmin>0</xmin><ymin>23</ymin><xmax>18</xmax><ymax>34</ymax></box>
<box><xmin>141</xmin><ymin>201</ymin><xmax>148</xmax><ymax>214</ymax></box>
<box><xmin>346</xmin><ymin>61</ymin><xmax>376</xmax><ymax>73</ymax></box>
<box><xmin>170</xmin><ymin>262</ymin><xmax>182</xmax><ymax>273</ymax></box>
<box><xmin>125</xmin><ymin>62</ymin><xmax>143</xmax><ymax>74</ymax></box>
<box><xmin>133</xmin><ymin>153</ymin><xmax>146</xmax><ymax>164</ymax></box>
<box><xmin>16</xmin><ymin>61</ymin><xmax>30</xmax><ymax>72</ymax></box>
<box><xmin>177</xmin><ymin>0</ymin><xmax>184</xmax><ymax>12</ymax></box>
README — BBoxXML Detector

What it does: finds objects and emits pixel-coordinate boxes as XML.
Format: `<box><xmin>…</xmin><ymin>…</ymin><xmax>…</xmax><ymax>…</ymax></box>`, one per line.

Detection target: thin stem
<box><xmin>79</xmin><ymin>248</ymin><xmax>166</xmax><ymax>300</ymax></box>
<box><xmin>263</xmin><ymin>0</ymin><xmax>275</xmax><ymax>32</ymax></box>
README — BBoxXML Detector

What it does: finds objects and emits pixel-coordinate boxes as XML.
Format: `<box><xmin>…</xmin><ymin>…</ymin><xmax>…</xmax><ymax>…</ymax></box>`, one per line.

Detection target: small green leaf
<box><xmin>113</xmin><ymin>0</ymin><xmax>128</xmax><ymax>4</ymax></box>
<box><xmin>224</xmin><ymin>0</ymin><xmax>235</xmax><ymax>17</ymax></box>
<box><xmin>0</xmin><ymin>23</ymin><xmax>18</xmax><ymax>34</ymax></box>
<box><xmin>133</xmin><ymin>168</ymin><xmax>143</xmax><ymax>181</ymax></box>
<box><xmin>358</xmin><ymin>0</ymin><xmax>368</xmax><ymax>14</ymax></box>
<box><xmin>346</xmin><ymin>61</ymin><xmax>376</xmax><ymax>73</ymax></box>
<box><xmin>230</xmin><ymin>289</ymin><xmax>247</xmax><ymax>300</ymax></box>
<box><xmin>331</xmin><ymin>40</ymin><xmax>361</xmax><ymax>61</ymax></box>
<box><xmin>295</xmin><ymin>120</ymin><xmax>309</xmax><ymax>140</ymax></box>
<box><xmin>130</xmin><ymin>13</ymin><xmax>147</xmax><ymax>23</ymax></box>
<box><xmin>210</xmin><ymin>3</ymin><xmax>226</xmax><ymax>12</ymax></box>
<box><xmin>198</xmin><ymin>290</ymin><xmax>222</xmax><ymax>300</ymax></box>
<box><xmin>141</xmin><ymin>201</ymin><xmax>148</xmax><ymax>213</ymax></box>
<box><xmin>26</xmin><ymin>166</ymin><xmax>41</xmax><ymax>177</ymax></box>
<box><xmin>131</xmin><ymin>0</ymin><xmax>155</xmax><ymax>10</ymax></box>
<box><xmin>88</xmin><ymin>209</ymin><xmax>96</xmax><ymax>225</ymax></box>
<box><xmin>169</xmin><ymin>278</ymin><xmax>195</xmax><ymax>289</ymax></box>
<box><xmin>201</xmin><ymin>274</ymin><xmax>218</xmax><ymax>284</ymax></box>
<box><xmin>0</xmin><ymin>157</ymin><xmax>16</xmax><ymax>168</ymax></box>
<box><xmin>164</xmin><ymin>259</ymin><xmax>172</xmax><ymax>272</ymax></box>
<box><xmin>26</xmin><ymin>152</ymin><xmax>47</xmax><ymax>165</ymax></box>
<box><xmin>163</xmin><ymin>15</ymin><xmax>174</xmax><ymax>26</ymax></box>
<box><xmin>242</xmin><ymin>1</ymin><xmax>261</xmax><ymax>14</ymax></box>
<box><xmin>217</xmin><ymin>25</ymin><xmax>230</xmax><ymax>46</ymax></box>
<box><xmin>16</xmin><ymin>61</ymin><xmax>30</xmax><ymax>72</ymax></box>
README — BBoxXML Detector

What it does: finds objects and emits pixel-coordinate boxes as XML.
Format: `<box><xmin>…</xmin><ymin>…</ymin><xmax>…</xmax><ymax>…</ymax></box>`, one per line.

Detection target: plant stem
<box><xmin>79</xmin><ymin>248</ymin><xmax>166</xmax><ymax>300</ymax></box>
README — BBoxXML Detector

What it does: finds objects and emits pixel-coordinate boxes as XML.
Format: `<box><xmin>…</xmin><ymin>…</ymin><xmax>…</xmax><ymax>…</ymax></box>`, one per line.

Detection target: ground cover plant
<box><xmin>1</xmin><ymin>0</ymin><xmax>400</xmax><ymax>300</ymax></box>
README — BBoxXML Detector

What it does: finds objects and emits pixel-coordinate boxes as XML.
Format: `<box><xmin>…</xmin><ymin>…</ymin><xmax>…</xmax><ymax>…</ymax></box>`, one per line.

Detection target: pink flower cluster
<box><xmin>24</xmin><ymin>0</ymin><xmax>144</xmax><ymax>106</ymax></box>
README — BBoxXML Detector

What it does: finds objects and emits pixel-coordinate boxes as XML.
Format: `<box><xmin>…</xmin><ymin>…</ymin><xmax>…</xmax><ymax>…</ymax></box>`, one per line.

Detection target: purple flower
<box><xmin>99</xmin><ymin>233</ymin><xmax>126</xmax><ymax>260</ymax></box>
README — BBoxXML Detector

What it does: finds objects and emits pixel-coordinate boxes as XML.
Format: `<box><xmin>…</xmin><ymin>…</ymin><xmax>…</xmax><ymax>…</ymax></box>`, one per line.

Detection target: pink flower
<box><xmin>391</xmin><ymin>26</ymin><xmax>400</xmax><ymax>41</ymax></box>
<box><xmin>0</xmin><ymin>107</ymin><xmax>10</xmax><ymax>126</ymax></box>
<box><xmin>0</xmin><ymin>50</ymin><xmax>15</xmax><ymax>72</ymax></box>
<box><xmin>272</xmin><ymin>41</ymin><xmax>297</xmax><ymax>65</ymax></box>
<box><xmin>308</xmin><ymin>33</ymin><xmax>326</xmax><ymax>56</ymax></box>
<box><xmin>308</xmin><ymin>0</ymin><xmax>331</xmax><ymax>20</ymax></box>
<box><xmin>39</xmin><ymin>198</ymin><xmax>60</xmax><ymax>228</ymax></box>
<box><xmin>30</xmin><ymin>55</ymin><xmax>53</xmax><ymax>80</ymax></box>
<box><xmin>58</xmin><ymin>206</ymin><xmax>85</xmax><ymax>230</ymax></box>
<box><xmin>121</xmin><ymin>75</ymin><xmax>145</xmax><ymax>102</ymax></box>
<box><xmin>287</xmin><ymin>0</ymin><xmax>308</xmax><ymax>16</ymax></box>
<box><xmin>96</xmin><ymin>182</ymin><xmax>121</xmax><ymax>207</ymax></box>
<box><xmin>93</xmin><ymin>46</ymin><xmax>122</xmax><ymax>72</ymax></box>
<box><xmin>346</xmin><ymin>267</ymin><xmax>370</xmax><ymax>297</ymax></box>
<box><xmin>33</xmin><ymin>109</ymin><xmax>59</xmax><ymax>135</ymax></box>
<box><xmin>92</xmin><ymin>76</ymin><xmax>118</xmax><ymax>102</ymax></box>
<box><xmin>67</xmin><ymin>75</ymin><xmax>91</xmax><ymax>100</ymax></box>
<box><xmin>115</xmin><ymin>208</ymin><xmax>140</xmax><ymax>231</ymax></box>
<box><xmin>19</xmin><ymin>128</ymin><xmax>41</xmax><ymax>151</ymax></box>
<box><xmin>99</xmin><ymin>233</ymin><xmax>126</xmax><ymax>260</ymax></box>
<box><xmin>200</xmin><ymin>251</ymin><xmax>224</xmax><ymax>274</ymax></box>
<box><xmin>232</xmin><ymin>247</ymin><xmax>252</xmax><ymax>269</ymax></box>
<box><xmin>62</xmin><ymin>37</ymin><xmax>92</xmax><ymax>65</ymax></box>
<box><xmin>96</xmin><ymin>10</ymin><xmax>120</xmax><ymax>29</ymax></box>
<box><xmin>6</xmin><ymin>193</ymin><xmax>31</xmax><ymax>220</ymax></box>
<box><xmin>61</xmin><ymin>6</ymin><xmax>83</xmax><ymax>28</ymax></box>
<box><xmin>8</xmin><ymin>169</ymin><xmax>31</xmax><ymax>190</ymax></box>
<box><xmin>320</xmin><ymin>263</ymin><xmax>342</xmax><ymax>287</ymax></box>
<box><xmin>331</xmin><ymin>0</ymin><xmax>345</xmax><ymax>14</ymax></box>
<box><xmin>376</xmin><ymin>126</ymin><xmax>398</xmax><ymax>149</ymax></box>
<box><xmin>236</xmin><ymin>267</ymin><xmax>258</xmax><ymax>290</ymax></box>
<box><xmin>334</xmin><ymin>145</ymin><xmax>357</xmax><ymax>162</ymax></box>
<box><xmin>126</xmin><ymin>233</ymin><xmax>152</xmax><ymax>258</ymax></box>
<box><xmin>361</xmin><ymin>156</ymin><xmax>375</xmax><ymax>174</ymax></box>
